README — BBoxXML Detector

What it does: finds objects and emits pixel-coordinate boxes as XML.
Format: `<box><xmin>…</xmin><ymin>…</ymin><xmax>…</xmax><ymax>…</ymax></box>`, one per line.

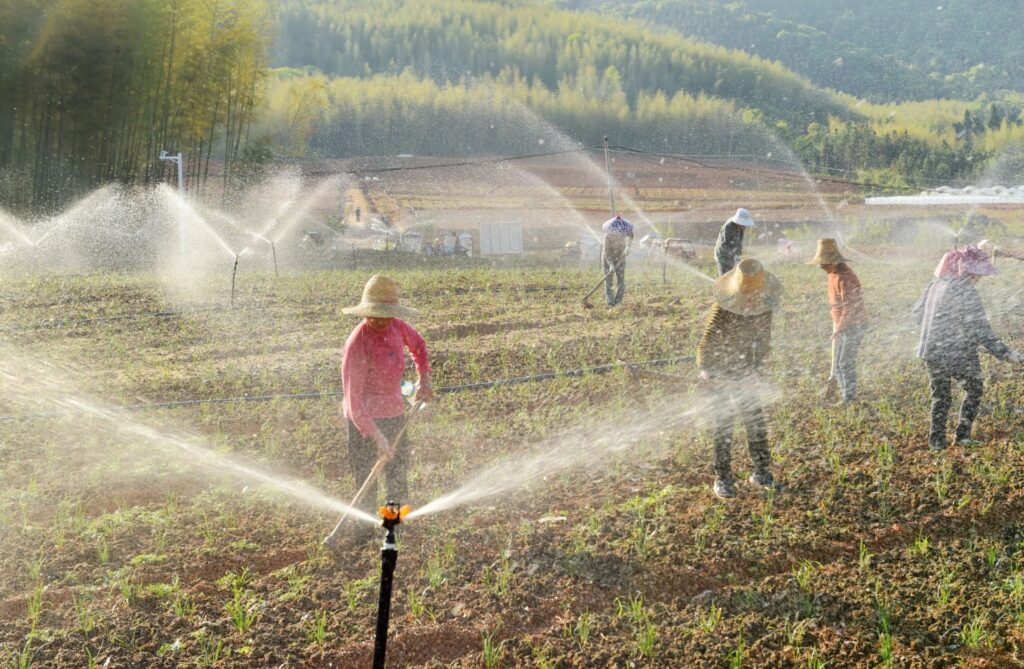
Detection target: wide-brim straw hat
<box><xmin>342</xmin><ymin>274</ymin><xmax>420</xmax><ymax>318</ymax></box>
<box><xmin>713</xmin><ymin>257</ymin><xmax>784</xmax><ymax>316</ymax></box>
<box><xmin>806</xmin><ymin>238</ymin><xmax>849</xmax><ymax>265</ymax></box>
<box><xmin>728</xmin><ymin>208</ymin><xmax>754</xmax><ymax>227</ymax></box>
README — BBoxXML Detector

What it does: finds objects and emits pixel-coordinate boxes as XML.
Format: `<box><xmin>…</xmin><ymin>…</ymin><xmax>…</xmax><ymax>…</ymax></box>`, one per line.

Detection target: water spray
<box><xmin>373</xmin><ymin>501</ymin><xmax>411</xmax><ymax>669</ymax></box>
<box><xmin>323</xmin><ymin>401</ymin><xmax>426</xmax><ymax>552</ymax></box>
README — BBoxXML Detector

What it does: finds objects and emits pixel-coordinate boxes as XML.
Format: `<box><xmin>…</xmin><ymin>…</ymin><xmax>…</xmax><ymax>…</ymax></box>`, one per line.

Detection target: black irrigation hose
<box><xmin>0</xmin><ymin>355</ymin><xmax>694</xmax><ymax>423</ymax></box>
<box><xmin>0</xmin><ymin>284</ymin><xmax>593</xmax><ymax>332</ymax></box>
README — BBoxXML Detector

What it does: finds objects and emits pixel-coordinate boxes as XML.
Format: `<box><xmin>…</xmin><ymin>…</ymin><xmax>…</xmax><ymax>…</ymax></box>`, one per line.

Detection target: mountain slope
<box><xmin>271</xmin><ymin>0</ymin><xmax>855</xmax><ymax>129</ymax></box>
<box><xmin>561</xmin><ymin>0</ymin><xmax>1022</xmax><ymax>102</ymax></box>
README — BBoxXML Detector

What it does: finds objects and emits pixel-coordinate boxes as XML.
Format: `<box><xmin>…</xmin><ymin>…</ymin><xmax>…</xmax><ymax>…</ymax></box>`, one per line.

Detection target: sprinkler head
<box><xmin>379</xmin><ymin>501</ymin><xmax>412</xmax><ymax>530</ymax></box>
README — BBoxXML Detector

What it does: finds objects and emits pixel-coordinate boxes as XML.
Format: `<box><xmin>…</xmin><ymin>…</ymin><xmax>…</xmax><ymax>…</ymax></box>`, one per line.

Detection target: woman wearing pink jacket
<box><xmin>341</xmin><ymin>275</ymin><xmax>433</xmax><ymax>511</ymax></box>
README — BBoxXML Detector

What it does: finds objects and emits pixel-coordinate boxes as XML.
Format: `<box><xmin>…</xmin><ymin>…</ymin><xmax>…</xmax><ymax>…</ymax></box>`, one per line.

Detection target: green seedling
<box><xmin>858</xmin><ymin>540</ymin><xmax>873</xmax><ymax>572</ymax></box>
<box><xmin>306</xmin><ymin>609</ymin><xmax>329</xmax><ymax>645</ymax></box>
<box><xmin>934</xmin><ymin>570</ymin><xmax>955</xmax><ymax>611</ymax></box>
<box><xmin>700</xmin><ymin>603</ymin><xmax>723</xmax><ymax>634</ymax></box>
<box><xmin>959</xmin><ymin>614</ymin><xmax>990</xmax><ymax>648</ymax></box>
<box><xmin>877</xmin><ymin>607</ymin><xmax>893</xmax><ymax>666</ymax></box>
<box><xmin>481</xmin><ymin>629</ymin><xmax>504</xmax><ymax>669</ymax></box>
<box><xmin>636</xmin><ymin>620</ymin><xmax>658</xmax><ymax>658</ymax></box>
<box><xmin>344</xmin><ymin>576</ymin><xmax>377</xmax><ymax>612</ymax></box>
<box><xmin>224</xmin><ymin>583</ymin><xmax>259</xmax><ymax>635</ymax></box>
<box><xmin>727</xmin><ymin>634</ymin><xmax>746</xmax><ymax>669</ymax></box>
<box><xmin>573</xmin><ymin>612</ymin><xmax>592</xmax><ymax>649</ymax></box>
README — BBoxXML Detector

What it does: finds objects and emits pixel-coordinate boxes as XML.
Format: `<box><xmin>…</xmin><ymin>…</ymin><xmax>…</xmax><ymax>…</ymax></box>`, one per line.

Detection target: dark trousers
<box><xmin>602</xmin><ymin>254</ymin><xmax>626</xmax><ymax>306</ymax></box>
<box><xmin>835</xmin><ymin>325</ymin><xmax>867</xmax><ymax>401</ymax></box>
<box><xmin>712</xmin><ymin>383</ymin><xmax>771</xmax><ymax>482</ymax></box>
<box><xmin>347</xmin><ymin>416</ymin><xmax>409</xmax><ymax>512</ymax></box>
<box><xmin>926</xmin><ymin>360</ymin><xmax>984</xmax><ymax>447</ymax></box>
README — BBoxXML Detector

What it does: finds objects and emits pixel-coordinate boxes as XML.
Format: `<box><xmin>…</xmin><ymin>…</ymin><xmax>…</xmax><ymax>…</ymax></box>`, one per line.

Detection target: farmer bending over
<box><xmin>697</xmin><ymin>258</ymin><xmax>784</xmax><ymax>499</ymax></box>
<box><xmin>601</xmin><ymin>214</ymin><xmax>634</xmax><ymax>306</ymax></box>
<box><xmin>914</xmin><ymin>246</ymin><xmax>1021</xmax><ymax>450</ymax></box>
<box><xmin>807</xmin><ymin>239</ymin><xmax>868</xmax><ymax>403</ymax></box>
<box><xmin>714</xmin><ymin>207</ymin><xmax>754</xmax><ymax>276</ymax></box>
<box><xmin>341</xmin><ymin>275</ymin><xmax>433</xmax><ymax>511</ymax></box>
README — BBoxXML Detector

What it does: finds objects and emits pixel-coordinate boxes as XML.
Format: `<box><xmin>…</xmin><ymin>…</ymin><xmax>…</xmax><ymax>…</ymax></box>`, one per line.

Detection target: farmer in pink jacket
<box><xmin>341</xmin><ymin>275</ymin><xmax>432</xmax><ymax>511</ymax></box>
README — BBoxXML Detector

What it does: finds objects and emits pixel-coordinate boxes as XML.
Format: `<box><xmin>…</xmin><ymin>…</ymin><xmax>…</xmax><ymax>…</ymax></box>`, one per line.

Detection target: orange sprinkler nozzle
<box><xmin>378</xmin><ymin>502</ymin><xmax>412</xmax><ymax>527</ymax></box>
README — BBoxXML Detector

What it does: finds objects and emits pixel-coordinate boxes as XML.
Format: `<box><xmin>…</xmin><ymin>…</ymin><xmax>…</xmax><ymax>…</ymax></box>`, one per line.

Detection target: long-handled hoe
<box><xmin>823</xmin><ymin>337</ymin><xmax>839</xmax><ymax>400</ymax></box>
<box><xmin>581</xmin><ymin>265</ymin><xmax>618</xmax><ymax>309</ymax></box>
<box><xmin>323</xmin><ymin>401</ymin><xmax>425</xmax><ymax>552</ymax></box>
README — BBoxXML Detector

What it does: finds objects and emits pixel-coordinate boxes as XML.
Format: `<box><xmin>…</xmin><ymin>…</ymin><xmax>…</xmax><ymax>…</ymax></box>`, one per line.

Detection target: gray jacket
<box><xmin>714</xmin><ymin>222</ymin><xmax>745</xmax><ymax>275</ymax></box>
<box><xmin>914</xmin><ymin>277</ymin><xmax>1012</xmax><ymax>372</ymax></box>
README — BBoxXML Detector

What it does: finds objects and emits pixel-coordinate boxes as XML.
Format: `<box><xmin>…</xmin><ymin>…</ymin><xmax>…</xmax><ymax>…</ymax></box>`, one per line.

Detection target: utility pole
<box><xmin>603</xmin><ymin>136</ymin><xmax>616</xmax><ymax>216</ymax></box>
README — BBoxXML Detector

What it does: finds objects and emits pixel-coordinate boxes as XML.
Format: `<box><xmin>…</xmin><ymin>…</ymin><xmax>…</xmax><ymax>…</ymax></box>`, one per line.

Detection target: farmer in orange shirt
<box><xmin>807</xmin><ymin>239</ymin><xmax>868</xmax><ymax>403</ymax></box>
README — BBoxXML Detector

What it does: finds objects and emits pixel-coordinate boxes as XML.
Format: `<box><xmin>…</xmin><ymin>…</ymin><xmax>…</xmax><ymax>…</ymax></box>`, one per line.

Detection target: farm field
<box><xmin>2</xmin><ymin>241</ymin><xmax>1024</xmax><ymax>667</ymax></box>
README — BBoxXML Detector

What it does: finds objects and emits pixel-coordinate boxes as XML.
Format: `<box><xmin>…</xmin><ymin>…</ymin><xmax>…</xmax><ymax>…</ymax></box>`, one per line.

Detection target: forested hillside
<box><xmin>264</xmin><ymin>0</ymin><xmax>991</xmax><ymax>188</ymax></box>
<box><xmin>2</xmin><ymin>0</ymin><xmax>1019</xmax><ymax>213</ymax></box>
<box><xmin>562</xmin><ymin>0</ymin><xmax>1024</xmax><ymax>102</ymax></box>
<box><xmin>272</xmin><ymin>0</ymin><xmax>848</xmax><ymax>130</ymax></box>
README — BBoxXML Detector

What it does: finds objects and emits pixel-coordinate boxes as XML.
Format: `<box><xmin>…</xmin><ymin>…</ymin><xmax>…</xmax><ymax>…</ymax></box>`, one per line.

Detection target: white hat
<box><xmin>729</xmin><ymin>208</ymin><xmax>754</xmax><ymax>227</ymax></box>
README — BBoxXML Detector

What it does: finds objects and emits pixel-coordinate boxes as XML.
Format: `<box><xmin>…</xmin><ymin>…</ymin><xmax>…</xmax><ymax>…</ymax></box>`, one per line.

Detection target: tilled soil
<box><xmin>2</xmin><ymin>257</ymin><xmax>1024</xmax><ymax>668</ymax></box>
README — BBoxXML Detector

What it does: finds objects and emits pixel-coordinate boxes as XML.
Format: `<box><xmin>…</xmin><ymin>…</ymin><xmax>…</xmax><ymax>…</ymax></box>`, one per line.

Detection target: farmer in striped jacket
<box><xmin>696</xmin><ymin>258</ymin><xmax>783</xmax><ymax>499</ymax></box>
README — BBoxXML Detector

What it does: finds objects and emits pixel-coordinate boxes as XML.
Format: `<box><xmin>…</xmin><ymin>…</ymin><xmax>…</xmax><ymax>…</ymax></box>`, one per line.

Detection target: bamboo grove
<box><xmin>0</xmin><ymin>0</ymin><xmax>270</xmax><ymax>212</ymax></box>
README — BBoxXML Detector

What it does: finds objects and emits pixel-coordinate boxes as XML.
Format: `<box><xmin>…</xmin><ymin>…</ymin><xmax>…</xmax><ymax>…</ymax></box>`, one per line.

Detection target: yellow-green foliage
<box><xmin>0</xmin><ymin>0</ymin><xmax>272</xmax><ymax>211</ymax></box>
<box><xmin>256</xmin><ymin>69</ymin><xmax>780</xmax><ymax>158</ymax></box>
<box><xmin>273</xmin><ymin>0</ymin><xmax>850</xmax><ymax>128</ymax></box>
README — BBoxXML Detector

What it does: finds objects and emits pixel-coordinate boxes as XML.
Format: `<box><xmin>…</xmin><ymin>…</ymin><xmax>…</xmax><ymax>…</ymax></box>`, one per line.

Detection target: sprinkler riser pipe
<box><xmin>271</xmin><ymin>241</ymin><xmax>279</xmax><ymax>278</ymax></box>
<box><xmin>373</xmin><ymin>516</ymin><xmax>401</xmax><ymax>669</ymax></box>
<box><xmin>231</xmin><ymin>254</ymin><xmax>239</xmax><ymax>306</ymax></box>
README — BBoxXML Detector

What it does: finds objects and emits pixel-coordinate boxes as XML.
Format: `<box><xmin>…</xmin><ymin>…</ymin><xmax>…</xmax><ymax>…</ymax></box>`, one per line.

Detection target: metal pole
<box><xmin>160</xmin><ymin>150</ymin><xmax>187</xmax><ymax>260</ymax></box>
<box><xmin>603</xmin><ymin>136</ymin><xmax>616</xmax><ymax>216</ymax></box>
<box><xmin>177</xmin><ymin>155</ymin><xmax>185</xmax><ymax>259</ymax></box>
<box><xmin>231</xmin><ymin>254</ymin><xmax>239</xmax><ymax>307</ymax></box>
<box><xmin>270</xmin><ymin>241</ymin><xmax>279</xmax><ymax>278</ymax></box>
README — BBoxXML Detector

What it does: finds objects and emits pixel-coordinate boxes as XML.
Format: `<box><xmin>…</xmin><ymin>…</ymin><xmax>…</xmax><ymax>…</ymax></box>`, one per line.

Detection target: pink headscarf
<box><xmin>934</xmin><ymin>250</ymin><xmax>962</xmax><ymax>279</ymax></box>
<box><xmin>933</xmin><ymin>246</ymin><xmax>998</xmax><ymax>279</ymax></box>
<box><xmin>957</xmin><ymin>245</ymin><xmax>998</xmax><ymax>277</ymax></box>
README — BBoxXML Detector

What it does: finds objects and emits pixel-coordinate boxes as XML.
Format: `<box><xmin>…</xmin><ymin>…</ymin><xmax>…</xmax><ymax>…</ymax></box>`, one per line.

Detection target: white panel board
<box><xmin>478</xmin><ymin>222</ymin><xmax>523</xmax><ymax>255</ymax></box>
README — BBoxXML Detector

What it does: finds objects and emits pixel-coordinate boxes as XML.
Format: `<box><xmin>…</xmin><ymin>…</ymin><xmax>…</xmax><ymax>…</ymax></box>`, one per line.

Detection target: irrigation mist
<box><xmin>407</xmin><ymin>379</ymin><xmax>781</xmax><ymax>520</ymax></box>
<box><xmin>0</xmin><ymin>347</ymin><xmax>378</xmax><ymax>526</ymax></box>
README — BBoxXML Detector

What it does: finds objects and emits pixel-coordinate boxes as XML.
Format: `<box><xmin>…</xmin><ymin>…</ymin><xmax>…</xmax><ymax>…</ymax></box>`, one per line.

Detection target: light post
<box><xmin>160</xmin><ymin>150</ymin><xmax>185</xmax><ymax>259</ymax></box>
<box><xmin>159</xmin><ymin>150</ymin><xmax>184</xmax><ymax>192</ymax></box>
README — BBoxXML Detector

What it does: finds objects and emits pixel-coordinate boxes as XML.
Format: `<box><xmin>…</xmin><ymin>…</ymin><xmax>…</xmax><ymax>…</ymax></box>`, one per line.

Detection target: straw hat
<box><xmin>728</xmin><ymin>208</ymin><xmax>754</xmax><ymax>227</ymax></box>
<box><xmin>342</xmin><ymin>275</ymin><xmax>420</xmax><ymax>318</ymax></box>
<box><xmin>712</xmin><ymin>258</ymin><xmax>783</xmax><ymax>316</ymax></box>
<box><xmin>806</xmin><ymin>238</ymin><xmax>849</xmax><ymax>265</ymax></box>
